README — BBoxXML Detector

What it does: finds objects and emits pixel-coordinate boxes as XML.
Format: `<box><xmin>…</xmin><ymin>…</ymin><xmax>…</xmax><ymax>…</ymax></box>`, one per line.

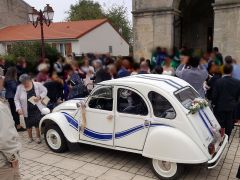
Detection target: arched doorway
<box><xmin>174</xmin><ymin>0</ymin><xmax>214</xmax><ymax>52</ymax></box>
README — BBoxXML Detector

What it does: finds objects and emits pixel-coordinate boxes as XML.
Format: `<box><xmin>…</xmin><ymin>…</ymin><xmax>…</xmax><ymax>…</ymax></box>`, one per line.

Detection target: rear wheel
<box><xmin>44</xmin><ymin>124</ymin><xmax>68</xmax><ymax>153</ymax></box>
<box><xmin>151</xmin><ymin>159</ymin><xmax>184</xmax><ymax>180</ymax></box>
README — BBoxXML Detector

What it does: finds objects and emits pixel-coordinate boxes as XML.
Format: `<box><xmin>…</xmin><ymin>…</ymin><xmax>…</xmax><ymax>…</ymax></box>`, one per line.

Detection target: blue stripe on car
<box><xmin>62</xmin><ymin>112</ymin><xmax>79</xmax><ymax>130</ymax></box>
<box><xmin>83</xmin><ymin>128</ymin><xmax>113</xmax><ymax>141</ymax></box>
<box><xmin>150</xmin><ymin>123</ymin><xmax>171</xmax><ymax>127</ymax></box>
<box><xmin>62</xmin><ymin>112</ymin><xmax>170</xmax><ymax>141</ymax></box>
<box><xmin>198</xmin><ymin>110</ymin><xmax>214</xmax><ymax>137</ymax></box>
<box><xmin>143</xmin><ymin>75</ymin><xmax>184</xmax><ymax>88</ymax></box>
<box><xmin>136</xmin><ymin>75</ymin><xmax>183</xmax><ymax>89</ymax></box>
<box><xmin>115</xmin><ymin>125</ymin><xmax>144</xmax><ymax>139</ymax></box>
<box><xmin>201</xmin><ymin>109</ymin><xmax>213</xmax><ymax>127</ymax></box>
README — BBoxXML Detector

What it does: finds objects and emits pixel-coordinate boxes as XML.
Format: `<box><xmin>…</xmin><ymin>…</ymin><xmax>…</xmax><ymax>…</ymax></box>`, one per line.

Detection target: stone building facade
<box><xmin>133</xmin><ymin>0</ymin><xmax>240</xmax><ymax>62</ymax></box>
<box><xmin>0</xmin><ymin>0</ymin><xmax>30</xmax><ymax>28</ymax></box>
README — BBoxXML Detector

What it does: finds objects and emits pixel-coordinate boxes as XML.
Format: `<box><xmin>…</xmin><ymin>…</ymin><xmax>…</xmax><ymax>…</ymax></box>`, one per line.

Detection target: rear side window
<box><xmin>148</xmin><ymin>91</ymin><xmax>176</xmax><ymax>119</ymax></box>
<box><xmin>174</xmin><ymin>87</ymin><xmax>200</xmax><ymax>109</ymax></box>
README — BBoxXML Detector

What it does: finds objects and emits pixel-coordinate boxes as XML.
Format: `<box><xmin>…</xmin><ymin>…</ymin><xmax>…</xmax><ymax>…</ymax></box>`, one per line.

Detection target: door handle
<box><xmin>144</xmin><ymin>119</ymin><xmax>150</xmax><ymax>128</ymax></box>
<box><xmin>106</xmin><ymin>114</ymin><xmax>113</xmax><ymax>120</ymax></box>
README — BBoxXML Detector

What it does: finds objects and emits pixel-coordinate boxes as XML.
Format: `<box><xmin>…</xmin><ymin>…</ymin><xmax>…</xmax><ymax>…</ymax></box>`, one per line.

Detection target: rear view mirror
<box><xmin>86</xmin><ymin>83</ymin><xmax>95</xmax><ymax>94</ymax></box>
<box><xmin>76</xmin><ymin>102</ymin><xmax>81</xmax><ymax>108</ymax></box>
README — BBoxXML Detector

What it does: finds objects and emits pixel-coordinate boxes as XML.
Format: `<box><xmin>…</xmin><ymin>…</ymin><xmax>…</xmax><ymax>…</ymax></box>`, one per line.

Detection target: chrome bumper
<box><xmin>208</xmin><ymin>135</ymin><xmax>228</xmax><ymax>169</ymax></box>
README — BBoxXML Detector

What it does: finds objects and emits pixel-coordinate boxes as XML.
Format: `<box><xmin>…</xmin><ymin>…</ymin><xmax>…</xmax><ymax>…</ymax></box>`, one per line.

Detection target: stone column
<box><xmin>133</xmin><ymin>8</ymin><xmax>176</xmax><ymax>61</ymax></box>
<box><xmin>213</xmin><ymin>0</ymin><xmax>240</xmax><ymax>62</ymax></box>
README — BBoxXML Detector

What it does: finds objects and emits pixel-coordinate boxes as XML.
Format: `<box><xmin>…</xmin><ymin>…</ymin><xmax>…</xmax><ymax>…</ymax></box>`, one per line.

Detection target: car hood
<box><xmin>53</xmin><ymin>98</ymin><xmax>86</xmax><ymax>112</ymax></box>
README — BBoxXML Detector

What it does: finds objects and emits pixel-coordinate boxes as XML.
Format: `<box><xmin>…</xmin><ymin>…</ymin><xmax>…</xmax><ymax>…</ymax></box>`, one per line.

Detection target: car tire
<box><xmin>151</xmin><ymin>159</ymin><xmax>184</xmax><ymax>180</ymax></box>
<box><xmin>44</xmin><ymin>124</ymin><xmax>68</xmax><ymax>153</ymax></box>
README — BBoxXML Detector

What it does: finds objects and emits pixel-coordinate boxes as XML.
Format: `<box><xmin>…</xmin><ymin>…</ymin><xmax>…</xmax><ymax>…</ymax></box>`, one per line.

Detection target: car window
<box><xmin>148</xmin><ymin>91</ymin><xmax>176</xmax><ymax>119</ymax></box>
<box><xmin>174</xmin><ymin>86</ymin><xmax>200</xmax><ymax>109</ymax></box>
<box><xmin>117</xmin><ymin>88</ymin><xmax>148</xmax><ymax>116</ymax></box>
<box><xmin>88</xmin><ymin>87</ymin><xmax>113</xmax><ymax>111</ymax></box>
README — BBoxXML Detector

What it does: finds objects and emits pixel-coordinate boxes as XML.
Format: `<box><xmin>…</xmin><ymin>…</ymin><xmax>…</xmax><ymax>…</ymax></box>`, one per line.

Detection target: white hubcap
<box><xmin>152</xmin><ymin>159</ymin><xmax>178</xmax><ymax>178</ymax></box>
<box><xmin>46</xmin><ymin>129</ymin><xmax>62</xmax><ymax>150</ymax></box>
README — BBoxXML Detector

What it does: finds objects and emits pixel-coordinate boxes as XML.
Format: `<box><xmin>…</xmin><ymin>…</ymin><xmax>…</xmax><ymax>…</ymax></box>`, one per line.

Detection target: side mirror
<box><xmin>76</xmin><ymin>102</ymin><xmax>81</xmax><ymax>108</ymax></box>
<box><xmin>86</xmin><ymin>83</ymin><xmax>95</xmax><ymax>94</ymax></box>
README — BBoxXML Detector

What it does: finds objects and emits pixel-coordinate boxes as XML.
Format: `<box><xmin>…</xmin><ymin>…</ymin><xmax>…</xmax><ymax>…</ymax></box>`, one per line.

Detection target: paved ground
<box><xmin>18</xmin><ymin>128</ymin><xmax>240</xmax><ymax>180</ymax></box>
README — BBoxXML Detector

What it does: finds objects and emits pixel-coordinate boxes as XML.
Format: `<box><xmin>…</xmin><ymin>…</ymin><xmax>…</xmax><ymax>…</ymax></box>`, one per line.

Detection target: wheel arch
<box><xmin>40</xmin><ymin>119</ymin><xmax>57</xmax><ymax>135</ymax></box>
<box><xmin>143</xmin><ymin>126</ymin><xmax>208</xmax><ymax>164</ymax></box>
<box><xmin>40</xmin><ymin>112</ymin><xmax>79</xmax><ymax>143</ymax></box>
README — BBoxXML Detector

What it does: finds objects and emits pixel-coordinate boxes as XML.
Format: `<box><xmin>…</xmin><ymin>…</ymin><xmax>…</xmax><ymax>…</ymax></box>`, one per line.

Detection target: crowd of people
<box><xmin>0</xmin><ymin>47</ymin><xmax>240</xmax><ymax>139</ymax></box>
<box><xmin>0</xmin><ymin>46</ymin><xmax>240</xmax><ymax>179</ymax></box>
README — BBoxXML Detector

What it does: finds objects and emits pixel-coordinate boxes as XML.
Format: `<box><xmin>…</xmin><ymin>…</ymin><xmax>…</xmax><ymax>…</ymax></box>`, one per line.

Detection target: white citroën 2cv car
<box><xmin>40</xmin><ymin>74</ymin><xmax>228</xmax><ymax>179</ymax></box>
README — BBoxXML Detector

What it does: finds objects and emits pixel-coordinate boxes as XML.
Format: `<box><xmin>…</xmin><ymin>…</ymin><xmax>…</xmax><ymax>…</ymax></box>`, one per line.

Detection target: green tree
<box><xmin>67</xmin><ymin>0</ymin><xmax>105</xmax><ymax>21</ymax></box>
<box><xmin>67</xmin><ymin>0</ymin><xmax>132</xmax><ymax>43</ymax></box>
<box><xmin>4</xmin><ymin>42</ymin><xmax>58</xmax><ymax>72</ymax></box>
<box><xmin>106</xmin><ymin>5</ymin><xmax>132</xmax><ymax>44</ymax></box>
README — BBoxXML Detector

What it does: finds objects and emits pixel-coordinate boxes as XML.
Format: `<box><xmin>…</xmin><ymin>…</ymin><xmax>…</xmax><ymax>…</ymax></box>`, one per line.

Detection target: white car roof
<box><xmin>100</xmin><ymin>74</ymin><xmax>190</xmax><ymax>93</ymax></box>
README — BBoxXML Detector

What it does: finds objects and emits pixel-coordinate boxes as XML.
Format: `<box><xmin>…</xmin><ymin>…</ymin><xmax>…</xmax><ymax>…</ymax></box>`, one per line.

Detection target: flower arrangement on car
<box><xmin>189</xmin><ymin>98</ymin><xmax>209</xmax><ymax>114</ymax></box>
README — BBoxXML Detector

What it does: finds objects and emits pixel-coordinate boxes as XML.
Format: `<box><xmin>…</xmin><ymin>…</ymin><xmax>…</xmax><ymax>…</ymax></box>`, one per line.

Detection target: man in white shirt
<box><xmin>0</xmin><ymin>100</ymin><xmax>21</xmax><ymax>180</ymax></box>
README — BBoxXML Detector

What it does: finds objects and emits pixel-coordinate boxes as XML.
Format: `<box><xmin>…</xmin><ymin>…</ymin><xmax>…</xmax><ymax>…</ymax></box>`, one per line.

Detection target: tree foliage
<box><xmin>67</xmin><ymin>0</ymin><xmax>105</xmax><ymax>21</ymax></box>
<box><xmin>4</xmin><ymin>42</ymin><xmax>58</xmax><ymax>72</ymax></box>
<box><xmin>67</xmin><ymin>0</ymin><xmax>132</xmax><ymax>43</ymax></box>
<box><xmin>106</xmin><ymin>5</ymin><xmax>132</xmax><ymax>43</ymax></box>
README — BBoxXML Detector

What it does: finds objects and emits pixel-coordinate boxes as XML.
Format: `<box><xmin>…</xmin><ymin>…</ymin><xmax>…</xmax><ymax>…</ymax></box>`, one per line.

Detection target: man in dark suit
<box><xmin>212</xmin><ymin>64</ymin><xmax>240</xmax><ymax>137</ymax></box>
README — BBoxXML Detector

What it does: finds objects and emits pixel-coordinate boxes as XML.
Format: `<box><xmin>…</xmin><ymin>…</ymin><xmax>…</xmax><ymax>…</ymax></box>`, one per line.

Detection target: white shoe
<box><xmin>28</xmin><ymin>138</ymin><xmax>34</xmax><ymax>143</ymax></box>
<box><xmin>36</xmin><ymin>138</ymin><xmax>41</xmax><ymax>144</ymax></box>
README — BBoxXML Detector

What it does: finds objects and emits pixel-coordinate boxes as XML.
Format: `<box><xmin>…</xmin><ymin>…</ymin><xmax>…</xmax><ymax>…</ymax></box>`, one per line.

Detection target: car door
<box><xmin>81</xmin><ymin>86</ymin><xmax>114</xmax><ymax>146</ymax></box>
<box><xmin>114</xmin><ymin>87</ymin><xmax>150</xmax><ymax>150</ymax></box>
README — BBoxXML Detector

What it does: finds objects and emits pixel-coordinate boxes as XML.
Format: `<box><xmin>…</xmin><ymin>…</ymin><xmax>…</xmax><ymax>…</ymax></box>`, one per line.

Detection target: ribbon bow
<box><xmin>79</xmin><ymin>101</ymin><xmax>87</xmax><ymax>132</ymax></box>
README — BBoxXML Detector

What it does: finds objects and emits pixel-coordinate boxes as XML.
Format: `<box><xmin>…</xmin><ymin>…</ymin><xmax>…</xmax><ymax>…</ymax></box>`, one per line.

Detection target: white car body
<box><xmin>40</xmin><ymin>74</ymin><xmax>228</xmax><ymax>179</ymax></box>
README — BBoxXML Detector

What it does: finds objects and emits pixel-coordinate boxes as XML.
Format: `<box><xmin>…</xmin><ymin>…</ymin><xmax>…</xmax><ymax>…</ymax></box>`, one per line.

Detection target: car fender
<box><xmin>142</xmin><ymin>126</ymin><xmax>208</xmax><ymax>164</ymax></box>
<box><xmin>40</xmin><ymin>112</ymin><xmax>79</xmax><ymax>143</ymax></box>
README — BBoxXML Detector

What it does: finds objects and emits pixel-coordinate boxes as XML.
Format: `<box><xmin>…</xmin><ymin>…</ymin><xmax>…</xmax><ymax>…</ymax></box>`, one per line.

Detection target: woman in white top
<box><xmin>15</xmin><ymin>74</ymin><xmax>48</xmax><ymax>144</ymax></box>
<box><xmin>162</xmin><ymin>56</ymin><xmax>175</xmax><ymax>76</ymax></box>
<box><xmin>81</xmin><ymin>56</ymin><xmax>94</xmax><ymax>90</ymax></box>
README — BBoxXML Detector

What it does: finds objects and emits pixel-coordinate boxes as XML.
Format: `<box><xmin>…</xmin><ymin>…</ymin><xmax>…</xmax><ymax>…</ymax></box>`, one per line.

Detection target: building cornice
<box><xmin>132</xmin><ymin>7</ymin><xmax>181</xmax><ymax>17</ymax></box>
<box><xmin>20</xmin><ymin>0</ymin><xmax>32</xmax><ymax>8</ymax></box>
<box><xmin>213</xmin><ymin>1</ymin><xmax>240</xmax><ymax>11</ymax></box>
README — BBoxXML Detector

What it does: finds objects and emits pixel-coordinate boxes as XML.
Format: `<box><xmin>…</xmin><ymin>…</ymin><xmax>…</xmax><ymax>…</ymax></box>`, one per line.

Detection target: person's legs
<box><xmin>27</xmin><ymin>128</ymin><xmax>33</xmax><ymax>140</ymax></box>
<box><xmin>0</xmin><ymin>166</ymin><xmax>21</xmax><ymax>180</ymax></box>
<box><xmin>8</xmin><ymin>98</ymin><xmax>20</xmax><ymax>128</ymax></box>
<box><xmin>36</xmin><ymin>128</ymin><xmax>40</xmax><ymax>138</ymax></box>
<box><xmin>24</xmin><ymin>118</ymin><xmax>34</xmax><ymax>142</ymax></box>
<box><xmin>214</xmin><ymin>110</ymin><xmax>225</xmax><ymax>128</ymax></box>
<box><xmin>224</xmin><ymin>111</ymin><xmax>234</xmax><ymax>137</ymax></box>
<box><xmin>35</xmin><ymin>128</ymin><xmax>41</xmax><ymax>144</ymax></box>
<box><xmin>214</xmin><ymin>110</ymin><xmax>229</xmax><ymax>137</ymax></box>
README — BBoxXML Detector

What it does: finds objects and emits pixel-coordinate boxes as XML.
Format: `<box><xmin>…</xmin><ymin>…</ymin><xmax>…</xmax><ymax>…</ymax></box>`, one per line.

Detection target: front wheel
<box><xmin>44</xmin><ymin>124</ymin><xmax>68</xmax><ymax>153</ymax></box>
<box><xmin>151</xmin><ymin>159</ymin><xmax>184</xmax><ymax>180</ymax></box>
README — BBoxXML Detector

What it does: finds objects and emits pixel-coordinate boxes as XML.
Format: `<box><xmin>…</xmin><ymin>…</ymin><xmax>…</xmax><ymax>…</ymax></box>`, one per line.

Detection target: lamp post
<box><xmin>28</xmin><ymin>4</ymin><xmax>54</xmax><ymax>61</ymax></box>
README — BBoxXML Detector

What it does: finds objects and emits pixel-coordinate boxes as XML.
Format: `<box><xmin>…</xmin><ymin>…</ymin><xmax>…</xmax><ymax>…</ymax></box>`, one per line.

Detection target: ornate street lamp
<box><xmin>28</xmin><ymin>4</ymin><xmax>54</xmax><ymax>60</ymax></box>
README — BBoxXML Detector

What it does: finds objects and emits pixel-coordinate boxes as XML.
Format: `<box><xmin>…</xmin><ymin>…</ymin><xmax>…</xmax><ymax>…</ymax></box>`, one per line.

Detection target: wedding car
<box><xmin>40</xmin><ymin>74</ymin><xmax>228</xmax><ymax>179</ymax></box>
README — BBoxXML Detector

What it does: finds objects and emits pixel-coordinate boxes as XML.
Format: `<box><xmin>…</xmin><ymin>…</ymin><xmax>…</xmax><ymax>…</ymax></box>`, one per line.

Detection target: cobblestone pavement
<box><xmin>18</xmin><ymin>128</ymin><xmax>240</xmax><ymax>180</ymax></box>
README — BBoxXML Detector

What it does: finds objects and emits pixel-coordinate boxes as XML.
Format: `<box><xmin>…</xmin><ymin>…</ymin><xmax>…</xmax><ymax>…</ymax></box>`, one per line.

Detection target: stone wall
<box><xmin>0</xmin><ymin>0</ymin><xmax>30</xmax><ymax>28</ymax></box>
<box><xmin>213</xmin><ymin>0</ymin><xmax>240</xmax><ymax>61</ymax></box>
<box><xmin>133</xmin><ymin>12</ymin><xmax>175</xmax><ymax>60</ymax></box>
<box><xmin>133</xmin><ymin>0</ymin><xmax>240</xmax><ymax>62</ymax></box>
<box><xmin>132</xmin><ymin>0</ymin><xmax>176</xmax><ymax>61</ymax></box>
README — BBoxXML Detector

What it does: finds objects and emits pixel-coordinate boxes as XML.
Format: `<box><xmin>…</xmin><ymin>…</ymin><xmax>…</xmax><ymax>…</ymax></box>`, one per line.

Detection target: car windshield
<box><xmin>174</xmin><ymin>87</ymin><xmax>200</xmax><ymax>109</ymax></box>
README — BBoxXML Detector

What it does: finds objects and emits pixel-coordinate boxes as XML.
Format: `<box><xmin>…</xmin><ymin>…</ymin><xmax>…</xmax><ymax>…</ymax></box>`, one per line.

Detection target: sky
<box><xmin>23</xmin><ymin>0</ymin><xmax>132</xmax><ymax>22</ymax></box>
